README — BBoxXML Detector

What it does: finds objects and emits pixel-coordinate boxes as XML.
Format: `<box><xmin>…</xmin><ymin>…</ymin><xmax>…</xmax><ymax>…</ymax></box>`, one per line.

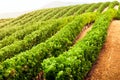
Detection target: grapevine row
<box><xmin>85</xmin><ymin>3</ymin><xmax>102</xmax><ymax>12</ymax></box>
<box><xmin>62</xmin><ymin>5</ymin><xmax>82</xmax><ymax>17</ymax></box>
<box><xmin>42</xmin><ymin>9</ymin><xmax>117</xmax><ymax>80</ymax></box>
<box><xmin>0</xmin><ymin>12</ymin><xmax>97</xmax><ymax>80</ymax></box>
<box><xmin>0</xmin><ymin>8</ymin><xmax>52</xmax><ymax>28</ymax></box>
<box><xmin>97</xmin><ymin>2</ymin><xmax>110</xmax><ymax>12</ymax></box>
<box><xmin>0</xmin><ymin>16</ymin><xmax>74</xmax><ymax>62</ymax></box>
<box><xmin>74</xmin><ymin>4</ymin><xmax>92</xmax><ymax>15</ymax></box>
<box><xmin>0</xmin><ymin>20</ymin><xmax>55</xmax><ymax>48</ymax></box>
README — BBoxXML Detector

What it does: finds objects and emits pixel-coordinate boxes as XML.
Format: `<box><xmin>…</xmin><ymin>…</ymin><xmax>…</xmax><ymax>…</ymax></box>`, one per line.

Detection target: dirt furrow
<box><xmin>85</xmin><ymin>20</ymin><xmax>120</xmax><ymax>80</ymax></box>
<box><xmin>74</xmin><ymin>24</ymin><xmax>92</xmax><ymax>44</ymax></box>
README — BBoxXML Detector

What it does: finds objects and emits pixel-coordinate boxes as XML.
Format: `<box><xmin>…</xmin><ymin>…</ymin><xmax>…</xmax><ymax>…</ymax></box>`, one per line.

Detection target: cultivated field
<box><xmin>0</xmin><ymin>1</ymin><xmax>120</xmax><ymax>80</ymax></box>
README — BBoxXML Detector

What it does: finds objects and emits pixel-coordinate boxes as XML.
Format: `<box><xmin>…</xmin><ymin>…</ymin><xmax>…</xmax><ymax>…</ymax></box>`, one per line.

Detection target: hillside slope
<box><xmin>86</xmin><ymin>20</ymin><xmax>120</xmax><ymax>80</ymax></box>
<box><xmin>0</xmin><ymin>1</ymin><xmax>119</xmax><ymax>80</ymax></box>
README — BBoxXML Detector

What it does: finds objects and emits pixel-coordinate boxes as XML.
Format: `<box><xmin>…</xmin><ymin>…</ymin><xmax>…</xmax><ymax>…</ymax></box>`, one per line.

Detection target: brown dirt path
<box><xmin>94</xmin><ymin>9</ymin><xmax>98</xmax><ymax>12</ymax></box>
<box><xmin>114</xmin><ymin>5</ymin><xmax>119</xmax><ymax>10</ymax></box>
<box><xmin>74</xmin><ymin>24</ymin><xmax>92</xmax><ymax>44</ymax></box>
<box><xmin>102</xmin><ymin>7</ymin><xmax>108</xmax><ymax>13</ymax></box>
<box><xmin>85</xmin><ymin>20</ymin><xmax>120</xmax><ymax>80</ymax></box>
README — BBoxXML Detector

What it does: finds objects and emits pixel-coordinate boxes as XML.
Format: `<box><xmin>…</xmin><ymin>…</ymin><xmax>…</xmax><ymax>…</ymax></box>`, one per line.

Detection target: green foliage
<box><xmin>108</xmin><ymin>1</ymin><xmax>119</xmax><ymax>9</ymax></box>
<box><xmin>0</xmin><ymin>8</ymin><xmax>48</xmax><ymax>28</ymax></box>
<box><xmin>40</xmin><ymin>7</ymin><xmax>63</xmax><ymax>21</ymax></box>
<box><xmin>42</xmin><ymin>9</ymin><xmax>117</xmax><ymax>80</ymax></box>
<box><xmin>74</xmin><ymin>4</ymin><xmax>91</xmax><ymax>15</ymax></box>
<box><xmin>0</xmin><ymin>16</ymin><xmax>75</xmax><ymax>62</ymax></box>
<box><xmin>0</xmin><ymin>1</ymin><xmax>119</xmax><ymax>80</ymax></box>
<box><xmin>62</xmin><ymin>5</ymin><xmax>82</xmax><ymax>17</ymax></box>
<box><xmin>97</xmin><ymin>2</ymin><xmax>110</xmax><ymax>12</ymax></box>
<box><xmin>0</xmin><ymin>21</ymin><xmax>51</xmax><ymax>48</ymax></box>
<box><xmin>52</xmin><ymin>6</ymin><xmax>74</xmax><ymax>19</ymax></box>
<box><xmin>0</xmin><ymin>12</ymin><xmax>97</xmax><ymax>80</ymax></box>
<box><xmin>116</xmin><ymin>3</ymin><xmax>120</xmax><ymax>19</ymax></box>
<box><xmin>85</xmin><ymin>3</ymin><xmax>102</xmax><ymax>12</ymax></box>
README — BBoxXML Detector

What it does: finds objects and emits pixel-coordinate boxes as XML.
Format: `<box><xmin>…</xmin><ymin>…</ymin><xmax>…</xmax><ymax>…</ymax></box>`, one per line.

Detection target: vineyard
<box><xmin>0</xmin><ymin>1</ymin><xmax>120</xmax><ymax>80</ymax></box>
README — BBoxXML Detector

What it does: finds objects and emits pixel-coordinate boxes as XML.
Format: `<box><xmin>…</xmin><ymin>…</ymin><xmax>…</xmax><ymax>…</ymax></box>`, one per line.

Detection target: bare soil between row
<box><xmin>85</xmin><ymin>20</ymin><xmax>120</xmax><ymax>80</ymax></box>
<box><xmin>36</xmin><ymin>20</ymin><xmax>120</xmax><ymax>80</ymax></box>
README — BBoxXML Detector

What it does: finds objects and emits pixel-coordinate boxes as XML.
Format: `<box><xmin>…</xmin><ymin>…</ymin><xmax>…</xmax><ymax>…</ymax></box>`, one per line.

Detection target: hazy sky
<box><xmin>0</xmin><ymin>0</ymin><xmax>116</xmax><ymax>13</ymax></box>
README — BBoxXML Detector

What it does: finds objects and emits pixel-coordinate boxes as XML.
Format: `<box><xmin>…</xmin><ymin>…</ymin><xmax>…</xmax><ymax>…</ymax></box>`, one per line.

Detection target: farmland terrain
<box><xmin>0</xmin><ymin>1</ymin><xmax>119</xmax><ymax>80</ymax></box>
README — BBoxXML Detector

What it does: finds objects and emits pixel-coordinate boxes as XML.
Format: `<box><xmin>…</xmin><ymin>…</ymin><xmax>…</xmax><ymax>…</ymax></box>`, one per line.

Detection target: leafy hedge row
<box><xmin>42</xmin><ymin>9</ymin><xmax>117</xmax><ymax>80</ymax></box>
<box><xmin>0</xmin><ymin>12</ymin><xmax>97</xmax><ymax>80</ymax></box>
<box><xmin>17</xmin><ymin>9</ymin><xmax>55</xmax><ymax>26</ymax></box>
<box><xmin>23</xmin><ymin>9</ymin><xmax>54</xmax><ymax>26</ymax></box>
<box><xmin>97</xmin><ymin>2</ymin><xmax>110</xmax><ymax>12</ymax></box>
<box><xmin>0</xmin><ymin>21</ymin><xmax>52</xmax><ymax>48</ymax></box>
<box><xmin>0</xmin><ymin>7</ymin><xmax>56</xmax><ymax>30</ymax></box>
<box><xmin>0</xmin><ymin>1</ymin><xmax>118</xmax><ymax>29</ymax></box>
<box><xmin>0</xmin><ymin>18</ymin><xmax>12</xmax><ymax>26</ymax></box>
<box><xmin>0</xmin><ymin>19</ymin><xmax>12</xmax><ymax>24</ymax></box>
<box><xmin>0</xmin><ymin>8</ymin><xmax>49</xmax><ymax>28</ymax></box>
<box><xmin>85</xmin><ymin>3</ymin><xmax>102</xmax><ymax>12</ymax></box>
<box><xmin>26</xmin><ymin>6</ymin><xmax>77</xmax><ymax>25</ymax></box>
<box><xmin>51</xmin><ymin>6</ymin><xmax>73</xmax><ymax>19</ymax></box>
<box><xmin>9</xmin><ymin>10</ymin><xmax>46</xmax><ymax>26</ymax></box>
<box><xmin>0</xmin><ymin>19</ymin><xmax>60</xmax><ymax>49</ymax></box>
<box><xmin>116</xmin><ymin>4</ymin><xmax>120</xmax><ymax>19</ymax></box>
<box><xmin>0</xmin><ymin>22</ymin><xmax>39</xmax><ymax>40</ymax></box>
<box><xmin>62</xmin><ymin>5</ymin><xmax>82</xmax><ymax>17</ymax></box>
<box><xmin>17</xmin><ymin>8</ymin><xmax>48</xmax><ymax>20</ymax></box>
<box><xmin>0</xmin><ymin>16</ymin><xmax>75</xmax><ymax>62</ymax></box>
<box><xmin>11</xmin><ymin>9</ymin><xmax>47</xmax><ymax>26</ymax></box>
<box><xmin>0</xmin><ymin>8</ymin><xmax>55</xmax><ymax>40</ymax></box>
<box><xmin>0</xmin><ymin>25</ymin><xmax>23</xmax><ymax>40</ymax></box>
<box><xmin>108</xmin><ymin>1</ymin><xmax>119</xmax><ymax>9</ymax></box>
<box><xmin>0</xmin><ymin>5</ymin><xmax>75</xmax><ymax>40</ymax></box>
<box><xmin>74</xmin><ymin>4</ymin><xmax>91</xmax><ymax>15</ymax></box>
<box><xmin>0</xmin><ymin>5</ymin><xmax>74</xmax><ymax>29</ymax></box>
<box><xmin>40</xmin><ymin>8</ymin><xmax>64</xmax><ymax>21</ymax></box>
